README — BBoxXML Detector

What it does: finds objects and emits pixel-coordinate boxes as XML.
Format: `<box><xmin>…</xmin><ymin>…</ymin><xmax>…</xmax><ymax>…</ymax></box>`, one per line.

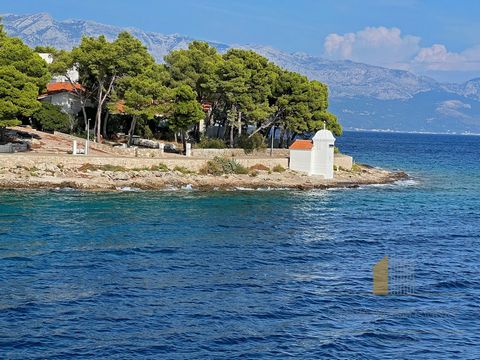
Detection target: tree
<box><xmin>31</xmin><ymin>102</ymin><xmax>70</xmax><ymax>133</ymax></box>
<box><xmin>0</xmin><ymin>34</ymin><xmax>50</xmax><ymax>89</ymax></box>
<box><xmin>169</xmin><ymin>85</ymin><xmax>204</xmax><ymax>152</ymax></box>
<box><xmin>218</xmin><ymin>49</ymin><xmax>277</xmax><ymax>144</ymax></box>
<box><xmin>252</xmin><ymin>69</ymin><xmax>341</xmax><ymax>146</ymax></box>
<box><xmin>113</xmin><ymin>64</ymin><xmax>173</xmax><ymax>145</ymax></box>
<box><xmin>0</xmin><ymin>66</ymin><xmax>40</xmax><ymax>142</ymax></box>
<box><xmin>72</xmin><ymin>32</ymin><xmax>155</xmax><ymax>142</ymax></box>
<box><xmin>48</xmin><ymin>49</ymin><xmax>93</xmax><ymax>131</ymax></box>
<box><xmin>0</xmin><ymin>21</ymin><xmax>49</xmax><ymax>142</ymax></box>
<box><xmin>164</xmin><ymin>41</ymin><xmax>222</xmax><ymax>134</ymax></box>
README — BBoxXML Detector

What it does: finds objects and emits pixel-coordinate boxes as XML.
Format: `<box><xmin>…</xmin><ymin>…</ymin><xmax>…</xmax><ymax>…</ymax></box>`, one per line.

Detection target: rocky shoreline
<box><xmin>0</xmin><ymin>161</ymin><xmax>408</xmax><ymax>191</ymax></box>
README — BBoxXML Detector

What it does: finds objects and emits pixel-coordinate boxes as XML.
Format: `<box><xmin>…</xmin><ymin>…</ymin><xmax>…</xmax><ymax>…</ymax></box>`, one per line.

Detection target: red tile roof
<box><xmin>46</xmin><ymin>82</ymin><xmax>83</xmax><ymax>93</ymax></box>
<box><xmin>289</xmin><ymin>140</ymin><xmax>313</xmax><ymax>150</ymax></box>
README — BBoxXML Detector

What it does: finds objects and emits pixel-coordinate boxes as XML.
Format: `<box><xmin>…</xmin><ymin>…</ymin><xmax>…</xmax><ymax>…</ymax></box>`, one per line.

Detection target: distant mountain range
<box><xmin>3</xmin><ymin>13</ymin><xmax>480</xmax><ymax>133</ymax></box>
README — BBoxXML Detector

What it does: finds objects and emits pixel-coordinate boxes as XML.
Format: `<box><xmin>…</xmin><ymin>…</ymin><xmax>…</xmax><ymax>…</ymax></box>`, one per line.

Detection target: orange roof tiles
<box><xmin>46</xmin><ymin>82</ymin><xmax>83</xmax><ymax>93</ymax></box>
<box><xmin>289</xmin><ymin>140</ymin><xmax>313</xmax><ymax>150</ymax></box>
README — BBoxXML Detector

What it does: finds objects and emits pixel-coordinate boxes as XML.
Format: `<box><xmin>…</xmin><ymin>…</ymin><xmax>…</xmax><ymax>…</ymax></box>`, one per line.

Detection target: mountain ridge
<box><xmin>2</xmin><ymin>13</ymin><xmax>480</xmax><ymax>133</ymax></box>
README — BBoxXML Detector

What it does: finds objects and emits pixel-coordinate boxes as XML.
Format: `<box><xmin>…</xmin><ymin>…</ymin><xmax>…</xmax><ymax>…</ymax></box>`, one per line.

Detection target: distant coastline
<box><xmin>345</xmin><ymin>128</ymin><xmax>480</xmax><ymax>136</ymax></box>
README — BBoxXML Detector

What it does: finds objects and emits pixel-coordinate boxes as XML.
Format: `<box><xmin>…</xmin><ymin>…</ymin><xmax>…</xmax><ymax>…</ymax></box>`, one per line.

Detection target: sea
<box><xmin>0</xmin><ymin>131</ymin><xmax>479</xmax><ymax>359</ymax></box>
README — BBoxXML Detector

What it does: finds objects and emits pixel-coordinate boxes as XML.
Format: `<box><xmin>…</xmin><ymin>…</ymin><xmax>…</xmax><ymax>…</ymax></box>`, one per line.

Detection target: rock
<box><xmin>110</xmin><ymin>172</ymin><xmax>131</xmax><ymax>181</ymax></box>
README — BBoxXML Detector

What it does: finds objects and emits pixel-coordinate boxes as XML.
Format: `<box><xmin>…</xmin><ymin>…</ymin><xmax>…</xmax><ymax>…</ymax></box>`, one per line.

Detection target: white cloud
<box><xmin>414</xmin><ymin>44</ymin><xmax>480</xmax><ymax>71</ymax></box>
<box><xmin>324</xmin><ymin>26</ymin><xmax>420</xmax><ymax>67</ymax></box>
<box><xmin>323</xmin><ymin>27</ymin><xmax>480</xmax><ymax>80</ymax></box>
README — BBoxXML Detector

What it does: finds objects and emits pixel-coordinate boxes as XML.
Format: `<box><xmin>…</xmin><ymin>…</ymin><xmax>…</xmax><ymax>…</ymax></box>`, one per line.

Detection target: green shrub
<box><xmin>272</xmin><ymin>164</ymin><xmax>286</xmax><ymax>173</ymax></box>
<box><xmin>151</xmin><ymin>163</ymin><xmax>169</xmax><ymax>172</ymax></box>
<box><xmin>32</xmin><ymin>103</ymin><xmax>71</xmax><ymax>132</ymax></box>
<box><xmin>200</xmin><ymin>156</ymin><xmax>248</xmax><ymax>176</ymax></box>
<box><xmin>197</xmin><ymin>137</ymin><xmax>227</xmax><ymax>149</ymax></box>
<box><xmin>352</xmin><ymin>163</ymin><xmax>362</xmax><ymax>172</ymax></box>
<box><xmin>237</xmin><ymin>133</ymin><xmax>266</xmax><ymax>154</ymax></box>
<box><xmin>174</xmin><ymin>165</ymin><xmax>194</xmax><ymax>174</ymax></box>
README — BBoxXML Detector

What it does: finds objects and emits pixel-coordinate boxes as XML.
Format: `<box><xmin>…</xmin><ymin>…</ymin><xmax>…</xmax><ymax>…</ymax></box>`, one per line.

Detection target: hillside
<box><xmin>3</xmin><ymin>13</ymin><xmax>480</xmax><ymax>133</ymax></box>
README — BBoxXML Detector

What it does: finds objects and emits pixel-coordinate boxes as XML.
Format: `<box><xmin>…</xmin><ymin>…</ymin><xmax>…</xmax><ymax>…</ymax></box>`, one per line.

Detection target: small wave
<box><xmin>181</xmin><ymin>184</ymin><xmax>194</xmax><ymax>190</ymax></box>
<box><xmin>115</xmin><ymin>186</ymin><xmax>141</xmax><ymax>192</ymax></box>
<box><xmin>394</xmin><ymin>179</ymin><xmax>419</xmax><ymax>186</ymax></box>
<box><xmin>53</xmin><ymin>187</ymin><xmax>77</xmax><ymax>192</ymax></box>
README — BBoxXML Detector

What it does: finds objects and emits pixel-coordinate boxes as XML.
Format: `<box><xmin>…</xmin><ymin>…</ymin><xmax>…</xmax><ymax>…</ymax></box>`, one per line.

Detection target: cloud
<box><xmin>436</xmin><ymin>100</ymin><xmax>472</xmax><ymax>119</ymax></box>
<box><xmin>323</xmin><ymin>26</ymin><xmax>480</xmax><ymax>80</ymax></box>
<box><xmin>324</xmin><ymin>26</ymin><xmax>420</xmax><ymax>67</ymax></box>
<box><xmin>414</xmin><ymin>44</ymin><xmax>480</xmax><ymax>71</ymax></box>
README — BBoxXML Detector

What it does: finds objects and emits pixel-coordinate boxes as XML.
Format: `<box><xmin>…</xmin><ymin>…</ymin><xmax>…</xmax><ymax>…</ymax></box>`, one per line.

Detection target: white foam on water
<box><xmin>394</xmin><ymin>179</ymin><xmax>419</xmax><ymax>187</ymax></box>
<box><xmin>116</xmin><ymin>186</ymin><xmax>141</xmax><ymax>192</ymax></box>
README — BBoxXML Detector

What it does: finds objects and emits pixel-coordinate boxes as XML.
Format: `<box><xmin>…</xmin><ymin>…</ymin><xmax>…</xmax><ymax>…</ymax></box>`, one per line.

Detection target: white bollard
<box><xmin>185</xmin><ymin>143</ymin><xmax>192</xmax><ymax>157</ymax></box>
<box><xmin>159</xmin><ymin>143</ymin><xmax>165</xmax><ymax>155</ymax></box>
<box><xmin>72</xmin><ymin>140</ymin><xmax>77</xmax><ymax>155</ymax></box>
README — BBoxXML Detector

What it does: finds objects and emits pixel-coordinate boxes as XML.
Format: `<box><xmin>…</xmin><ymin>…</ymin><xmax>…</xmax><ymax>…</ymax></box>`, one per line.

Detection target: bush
<box><xmin>150</xmin><ymin>163</ymin><xmax>169</xmax><ymax>172</ymax></box>
<box><xmin>200</xmin><ymin>156</ymin><xmax>248</xmax><ymax>176</ymax></box>
<box><xmin>272</xmin><ymin>164</ymin><xmax>286</xmax><ymax>173</ymax></box>
<box><xmin>197</xmin><ymin>137</ymin><xmax>226</xmax><ymax>149</ymax></box>
<box><xmin>174</xmin><ymin>165</ymin><xmax>194</xmax><ymax>175</ymax></box>
<box><xmin>237</xmin><ymin>133</ymin><xmax>266</xmax><ymax>154</ymax></box>
<box><xmin>352</xmin><ymin>163</ymin><xmax>362</xmax><ymax>172</ymax></box>
<box><xmin>32</xmin><ymin>103</ymin><xmax>71</xmax><ymax>132</ymax></box>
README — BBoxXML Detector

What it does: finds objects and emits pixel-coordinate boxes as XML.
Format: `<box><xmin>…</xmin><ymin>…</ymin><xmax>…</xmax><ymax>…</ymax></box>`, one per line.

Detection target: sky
<box><xmin>1</xmin><ymin>0</ymin><xmax>479</xmax><ymax>82</ymax></box>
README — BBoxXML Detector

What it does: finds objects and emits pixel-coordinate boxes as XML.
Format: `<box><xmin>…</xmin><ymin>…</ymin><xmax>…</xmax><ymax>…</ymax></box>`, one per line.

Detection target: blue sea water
<box><xmin>0</xmin><ymin>131</ymin><xmax>479</xmax><ymax>359</ymax></box>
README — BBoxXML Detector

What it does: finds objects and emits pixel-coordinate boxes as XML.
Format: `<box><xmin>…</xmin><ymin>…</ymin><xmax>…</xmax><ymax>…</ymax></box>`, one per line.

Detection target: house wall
<box><xmin>289</xmin><ymin>150</ymin><xmax>311</xmax><ymax>173</ymax></box>
<box><xmin>42</xmin><ymin>92</ymin><xmax>82</xmax><ymax>116</ymax></box>
<box><xmin>310</xmin><ymin>140</ymin><xmax>335</xmax><ymax>179</ymax></box>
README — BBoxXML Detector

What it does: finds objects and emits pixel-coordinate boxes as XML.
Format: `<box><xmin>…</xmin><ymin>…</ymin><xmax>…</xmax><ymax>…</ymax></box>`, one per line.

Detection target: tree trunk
<box><xmin>174</xmin><ymin>131</ymin><xmax>178</xmax><ymax>144</ymax></box>
<box><xmin>181</xmin><ymin>130</ymin><xmax>187</xmax><ymax>155</ymax></box>
<box><xmin>81</xmin><ymin>106</ymin><xmax>88</xmax><ymax>132</ymax></box>
<box><xmin>230</xmin><ymin>123</ymin><xmax>234</xmax><ymax>148</ymax></box>
<box><xmin>95</xmin><ymin>79</ymin><xmax>103</xmax><ymax>143</ymax></box>
<box><xmin>128</xmin><ymin>116</ymin><xmax>137</xmax><ymax>146</ymax></box>
<box><xmin>102</xmin><ymin>111</ymin><xmax>109</xmax><ymax>140</ymax></box>
<box><xmin>279</xmin><ymin>127</ymin><xmax>286</xmax><ymax>148</ymax></box>
<box><xmin>0</xmin><ymin>127</ymin><xmax>6</xmax><ymax>144</ymax></box>
<box><xmin>238</xmin><ymin>111</ymin><xmax>242</xmax><ymax>136</ymax></box>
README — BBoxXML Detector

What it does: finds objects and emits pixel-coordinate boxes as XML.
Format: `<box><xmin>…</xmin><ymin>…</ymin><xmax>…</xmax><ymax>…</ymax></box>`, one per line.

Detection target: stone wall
<box><xmin>0</xmin><ymin>153</ymin><xmax>289</xmax><ymax>172</ymax></box>
<box><xmin>334</xmin><ymin>154</ymin><xmax>353</xmax><ymax>170</ymax></box>
<box><xmin>191</xmin><ymin>148</ymin><xmax>289</xmax><ymax>158</ymax></box>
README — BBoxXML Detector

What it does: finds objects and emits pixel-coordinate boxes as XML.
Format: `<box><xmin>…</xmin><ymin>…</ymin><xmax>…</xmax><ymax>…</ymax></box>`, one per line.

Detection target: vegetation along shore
<box><xmin>0</xmin><ymin>20</ymin><xmax>407</xmax><ymax>190</ymax></box>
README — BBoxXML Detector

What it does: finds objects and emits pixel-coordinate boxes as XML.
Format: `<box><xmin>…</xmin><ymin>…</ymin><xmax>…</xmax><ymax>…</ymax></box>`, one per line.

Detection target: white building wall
<box><xmin>310</xmin><ymin>141</ymin><xmax>334</xmax><ymax>179</ymax></box>
<box><xmin>289</xmin><ymin>150</ymin><xmax>311</xmax><ymax>173</ymax></box>
<box><xmin>42</xmin><ymin>93</ymin><xmax>82</xmax><ymax>116</ymax></box>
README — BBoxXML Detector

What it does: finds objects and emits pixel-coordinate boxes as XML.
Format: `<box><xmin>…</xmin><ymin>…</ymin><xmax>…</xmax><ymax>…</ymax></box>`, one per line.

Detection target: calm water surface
<box><xmin>1</xmin><ymin>131</ymin><xmax>479</xmax><ymax>359</ymax></box>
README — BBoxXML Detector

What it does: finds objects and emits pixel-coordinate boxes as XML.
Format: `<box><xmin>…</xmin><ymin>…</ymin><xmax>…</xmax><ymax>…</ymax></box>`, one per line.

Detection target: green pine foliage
<box><xmin>32</xmin><ymin>102</ymin><xmax>71</xmax><ymax>132</ymax></box>
<box><xmin>0</xmin><ymin>18</ymin><xmax>342</xmax><ymax>146</ymax></box>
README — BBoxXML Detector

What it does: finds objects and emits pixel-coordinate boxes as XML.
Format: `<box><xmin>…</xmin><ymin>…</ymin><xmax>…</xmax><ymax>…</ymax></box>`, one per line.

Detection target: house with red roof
<box><xmin>38</xmin><ymin>53</ymin><xmax>84</xmax><ymax>117</ymax></box>
<box><xmin>38</xmin><ymin>82</ymin><xmax>85</xmax><ymax>117</ymax></box>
